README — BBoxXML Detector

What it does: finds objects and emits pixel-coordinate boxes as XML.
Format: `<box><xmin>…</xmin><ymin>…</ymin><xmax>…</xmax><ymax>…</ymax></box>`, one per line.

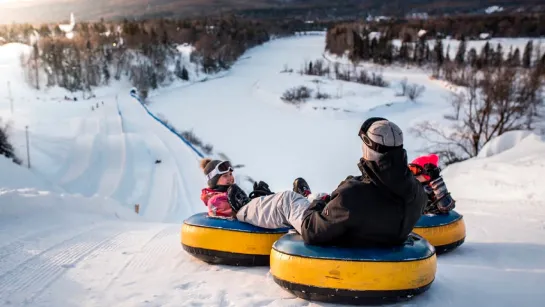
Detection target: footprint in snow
<box><xmin>175</xmin><ymin>281</ymin><xmax>205</xmax><ymax>291</ymax></box>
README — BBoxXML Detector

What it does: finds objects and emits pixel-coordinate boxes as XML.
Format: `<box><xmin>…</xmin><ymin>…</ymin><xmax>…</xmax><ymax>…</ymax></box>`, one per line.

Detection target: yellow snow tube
<box><xmin>181</xmin><ymin>213</ymin><xmax>290</xmax><ymax>266</ymax></box>
<box><xmin>270</xmin><ymin>233</ymin><xmax>437</xmax><ymax>304</ymax></box>
<box><xmin>413</xmin><ymin>210</ymin><xmax>466</xmax><ymax>254</ymax></box>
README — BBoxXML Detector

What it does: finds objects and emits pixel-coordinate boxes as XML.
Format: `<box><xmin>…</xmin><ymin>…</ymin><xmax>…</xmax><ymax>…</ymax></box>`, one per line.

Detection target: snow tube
<box><xmin>270</xmin><ymin>233</ymin><xmax>437</xmax><ymax>305</ymax></box>
<box><xmin>181</xmin><ymin>213</ymin><xmax>290</xmax><ymax>266</ymax></box>
<box><xmin>413</xmin><ymin>210</ymin><xmax>466</xmax><ymax>254</ymax></box>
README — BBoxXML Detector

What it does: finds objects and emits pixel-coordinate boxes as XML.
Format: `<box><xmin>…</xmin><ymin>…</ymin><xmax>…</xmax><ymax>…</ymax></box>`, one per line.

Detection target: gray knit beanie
<box><xmin>360</xmin><ymin>119</ymin><xmax>403</xmax><ymax>161</ymax></box>
<box><xmin>200</xmin><ymin>158</ymin><xmax>223</xmax><ymax>188</ymax></box>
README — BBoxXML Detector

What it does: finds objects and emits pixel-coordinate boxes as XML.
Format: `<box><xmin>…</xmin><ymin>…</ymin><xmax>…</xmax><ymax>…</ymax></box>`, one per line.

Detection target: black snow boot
<box><xmin>426</xmin><ymin>177</ymin><xmax>456</xmax><ymax>214</ymax></box>
<box><xmin>293</xmin><ymin>177</ymin><xmax>311</xmax><ymax>197</ymax></box>
<box><xmin>227</xmin><ymin>184</ymin><xmax>251</xmax><ymax>213</ymax></box>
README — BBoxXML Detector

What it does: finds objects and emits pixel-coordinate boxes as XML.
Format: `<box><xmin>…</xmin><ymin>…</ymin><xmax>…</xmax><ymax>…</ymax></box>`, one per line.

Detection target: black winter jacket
<box><xmin>300</xmin><ymin>148</ymin><xmax>427</xmax><ymax>247</ymax></box>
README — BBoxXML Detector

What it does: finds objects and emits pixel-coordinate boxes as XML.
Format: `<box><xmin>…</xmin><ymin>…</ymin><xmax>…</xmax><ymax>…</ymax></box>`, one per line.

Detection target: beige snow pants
<box><xmin>235</xmin><ymin>190</ymin><xmax>311</xmax><ymax>234</ymax></box>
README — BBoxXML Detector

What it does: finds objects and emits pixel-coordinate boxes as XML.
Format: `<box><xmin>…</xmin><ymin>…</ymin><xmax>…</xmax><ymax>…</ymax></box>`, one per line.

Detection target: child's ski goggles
<box><xmin>206</xmin><ymin>160</ymin><xmax>234</xmax><ymax>180</ymax></box>
<box><xmin>408</xmin><ymin>163</ymin><xmax>425</xmax><ymax>176</ymax></box>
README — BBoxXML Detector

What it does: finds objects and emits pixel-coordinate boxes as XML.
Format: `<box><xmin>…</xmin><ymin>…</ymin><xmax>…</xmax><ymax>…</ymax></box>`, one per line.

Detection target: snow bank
<box><xmin>443</xmin><ymin>132</ymin><xmax>545</xmax><ymax>202</ymax></box>
<box><xmin>0</xmin><ymin>42</ymin><xmax>31</xmax><ymax>65</ymax></box>
<box><xmin>478</xmin><ymin>130</ymin><xmax>533</xmax><ymax>158</ymax></box>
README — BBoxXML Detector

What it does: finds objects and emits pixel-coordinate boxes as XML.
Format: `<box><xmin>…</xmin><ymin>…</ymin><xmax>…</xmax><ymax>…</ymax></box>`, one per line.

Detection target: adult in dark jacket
<box><xmin>300</xmin><ymin>117</ymin><xmax>428</xmax><ymax>246</ymax></box>
<box><xmin>226</xmin><ymin>117</ymin><xmax>429</xmax><ymax>247</ymax></box>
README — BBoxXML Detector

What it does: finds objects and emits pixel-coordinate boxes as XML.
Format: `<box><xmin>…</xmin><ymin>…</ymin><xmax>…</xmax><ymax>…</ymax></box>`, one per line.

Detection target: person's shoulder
<box><xmin>201</xmin><ymin>188</ymin><xmax>226</xmax><ymax>202</ymax></box>
<box><xmin>334</xmin><ymin>176</ymin><xmax>369</xmax><ymax>196</ymax></box>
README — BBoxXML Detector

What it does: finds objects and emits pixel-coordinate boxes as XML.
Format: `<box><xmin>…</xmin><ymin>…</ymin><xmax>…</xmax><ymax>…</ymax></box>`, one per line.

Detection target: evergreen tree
<box><xmin>399</xmin><ymin>40</ymin><xmax>409</xmax><ymax>62</ymax></box>
<box><xmin>480</xmin><ymin>41</ymin><xmax>490</xmax><ymax>67</ymax></box>
<box><xmin>455</xmin><ymin>36</ymin><xmax>466</xmax><ymax>65</ymax></box>
<box><xmin>181</xmin><ymin>66</ymin><xmax>189</xmax><ymax>81</ymax></box>
<box><xmin>494</xmin><ymin>43</ymin><xmax>503</xmax><ymax>67</ymax></box>
<box><xmin>32</xmin><ymin>43</ymin><xmax>40</xmax><ymax>90</ymax></box>
<box><xmin>416</xmin><ymin>37</ymin><xmax>426</xmax><ymax>65</ymax></box>
<box><xmin>506</xmin><ymin>46</ymin><xmax>513</xmax><ymax>66</ymax></box>
<box><xmin>102</xmin><ymin>62</ymin><xmax>110</xmax><ymax>85</ymax></box>
<box><xmin>512</xmin><ymin>48</ymin><xmax>521</xmax><ymax>67</ymax></box>
<box><xmin>175</xmin><ymin>59</ymin><xmax>184</xmax><ymax>79</ymax></box>
<box><xmin>361</xmin><ymin>33</ymin><xmax>371</xmax><ymax>61</ymax></box>
<box><xmin>467</xmin><ymin>48</ymin><xmax>478</xmax><ymax>68</ymax></box>
<box><xmin>523</xmin><ymin>40</ymin><xmax>533</xmax><ymax>68</ymax></box>
<box><xmin>350</xmin><ymin>30</ymin><xmax>364</xmax><ymax>62</ymax></box>
<box><xmin>0</xmin><ymin>123</ymin><xmax>21</xmax><ymax>165</ymax></box>
<box><xmin>434</xmin><ymin>39</ymin><xmax>444</xmax><ymax>67</ymax></box>
<box><xmin>370</xmin><ymin>37</ymin><xmax>379</xmax><ymax>63</ymax></box>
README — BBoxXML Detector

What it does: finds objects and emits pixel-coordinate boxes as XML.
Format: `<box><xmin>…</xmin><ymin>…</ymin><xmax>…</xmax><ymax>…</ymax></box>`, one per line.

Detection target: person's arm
<box><xmin>300</xmin><ymin>192</ymin><xmax>350</xmax><ymax>245</ymax></box>
<box><xmin>209</xmin><ymin>193</ymin><xmax>234</xmax><ymax>217</ymax></box>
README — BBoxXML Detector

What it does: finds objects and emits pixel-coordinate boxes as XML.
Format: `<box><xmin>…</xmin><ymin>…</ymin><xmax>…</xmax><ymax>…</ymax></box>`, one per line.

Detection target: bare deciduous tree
<box><xmin>397</xmin><ymin>77</ymin><xmax>425</xmax><ymax>101</ymax></box>
<box><xmin>411</xmin><ymin>67</ymin><xmax>544</xmax><ymax>165</ymax></box>
<box><xmin>407</xmin><ymin>84</ymin><xmax>425</xmax><ymax>101</ymax></box>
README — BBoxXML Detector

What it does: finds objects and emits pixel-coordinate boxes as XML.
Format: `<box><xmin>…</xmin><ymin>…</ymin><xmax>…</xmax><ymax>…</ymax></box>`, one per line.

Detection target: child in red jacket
<box><xmin>200</xmin><ymin>158</ymin><xmax>236</xmax><ymax>218</ymax></box>
<box><xmin>408</xmin><ymin>154</ymin><xmax>456</xmax><ymax>214</ymax></box>
<box><xmin>199</xmin><ymin>158</ymin><xmax>326</xmax><ymax>219</ymax></box>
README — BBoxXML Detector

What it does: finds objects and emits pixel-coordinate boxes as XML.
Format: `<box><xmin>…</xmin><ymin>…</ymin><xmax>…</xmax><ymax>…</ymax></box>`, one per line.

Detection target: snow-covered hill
<box><xmin>1</xmin><ymin>33</ymin><xmax>544</xmax><ymax>306</ymax></box>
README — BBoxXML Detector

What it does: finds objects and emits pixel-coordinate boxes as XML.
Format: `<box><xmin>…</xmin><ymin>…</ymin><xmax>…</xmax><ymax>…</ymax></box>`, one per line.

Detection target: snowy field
<box><xmin>0</xmin><ymin>32</ymin><xmax>544</xmax><ymax>306</ymax></box>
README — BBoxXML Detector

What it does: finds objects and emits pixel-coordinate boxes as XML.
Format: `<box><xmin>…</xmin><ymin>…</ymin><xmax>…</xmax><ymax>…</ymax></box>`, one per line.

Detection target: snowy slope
<box><xmin>1</xmin><ymin>34</ymin><xmax>545</xmax><ymax>307</ymax></box>
<box><xmin>0</xmin><ymin>43</ymin><xmax>205</xmax><ymax>223</ymax></box>
<box><xmin>1</xmin><ymin>130</ymin><xmax>544</xmax><ymax>307</ymax></box>
<box><xmin>148</xmin><ymin>34</ymin><xmax>459</xmax><ymax>193</ymax></box>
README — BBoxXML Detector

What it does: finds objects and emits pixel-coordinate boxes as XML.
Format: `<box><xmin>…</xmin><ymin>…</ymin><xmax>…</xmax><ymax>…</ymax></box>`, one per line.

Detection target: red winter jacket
<box><xmin>200</xmin><ymin>187</ymin><xmax>234</xmax><ymax>218</ymax></box>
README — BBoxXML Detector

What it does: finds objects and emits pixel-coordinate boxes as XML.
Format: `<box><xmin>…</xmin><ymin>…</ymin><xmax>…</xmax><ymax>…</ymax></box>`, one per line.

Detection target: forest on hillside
<box><xmin>1</xmin><ymin>0</ymin><xmax>543</xmax><ymax>24</ymax></box>
<box><xmin>1</xmin><ymin>17</ymin><xmax>327</xmax><ymax>99</ymax></box>
<box><xmin>323</xmin><ymin>13</ymin><xmax>545</xmax><ymax>164</ymax></box>
<box><xmin>0</xmin><ymin>12</ymin><xmax>543</xmax><ymax>101</ymax></box>
<box><xmin>325</xmin><ymin>14</ymin><xmax>545</xmax><ymax>84</ymax></box>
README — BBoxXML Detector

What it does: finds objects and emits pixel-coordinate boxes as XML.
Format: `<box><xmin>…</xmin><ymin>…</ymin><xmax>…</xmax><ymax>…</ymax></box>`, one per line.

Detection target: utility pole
<box><xmin>7</xmin><ymin>81</ymin><xmax>13</xmax><ymax>115</ymax></box>
<box><xmin>25</xmin><ymin>125</ymin><xmax>30</xmax><ymax>168</ymax></box>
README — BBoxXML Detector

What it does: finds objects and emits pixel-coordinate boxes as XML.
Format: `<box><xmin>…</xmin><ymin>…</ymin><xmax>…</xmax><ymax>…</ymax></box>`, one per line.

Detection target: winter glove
<box><xmin>227</xmin><ymin>184</ymin><xmax>251</xmax><ymax>213</ymax></box>
<box><xmin>427</xmin><ymin>177</ymin><xmax>455</xmax><ymax>214</ymax></box>
<box><xmin>249</xmin><ymin>181</ymin><xmax>274</xmax><ymax>198</ymax></box>
<box><xmin>423</xmin><ymin>163</ymin><xmax>441</xmax><ymax>180</ymax></box>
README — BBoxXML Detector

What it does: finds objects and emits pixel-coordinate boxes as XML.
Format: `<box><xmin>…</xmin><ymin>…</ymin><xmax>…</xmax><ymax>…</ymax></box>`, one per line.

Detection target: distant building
<box><xmin>366</xmin><ymin>14</ymin><xmax>392</xmax><ymax>22</ymax></box>
<box><xmin>485</xmin><ymin>6</ymin><xmax>504</xmax><ymax>14</ymax></box>
<box><xmin>406</xmin><ymin>12</ymin><xmax>429</xmax><ymax>20</ymax></box>
<box><xmin>58</xmin><ymin>12</ymin><xmax>76</xmax><ymax>39</ymax></box>
<box><xmin>479</xmin><ymin>33</ymin><xmax>491</xmax><ymax>40</ymax></box>
<box><xmin>418</xmin><ymin>29</ymin><xmax>428</xmax><ymax>38</ymax></box>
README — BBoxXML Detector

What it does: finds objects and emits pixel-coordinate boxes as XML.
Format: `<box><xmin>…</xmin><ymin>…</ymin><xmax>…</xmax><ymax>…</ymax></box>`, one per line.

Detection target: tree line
<box><xmin>327</xmin><ymin>24</ymin><xmax>545</xmax><ymax>69</ymax></box>
<box><xmin>325</xmin><ymin>15</ymin><xmax>545</xmax><ymax>165</ymax></box>
<box><xmin>7</xmin><ymin>16</ymin><xmax>323</xmax><ymax>98</ymax></box>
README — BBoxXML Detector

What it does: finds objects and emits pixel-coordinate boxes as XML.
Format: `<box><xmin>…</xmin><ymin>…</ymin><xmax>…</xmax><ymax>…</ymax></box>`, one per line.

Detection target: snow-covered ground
<box><xmin>1</xmin><ymin>33</ymin><xmax>544</xmax><ymax>306</ymax></box>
